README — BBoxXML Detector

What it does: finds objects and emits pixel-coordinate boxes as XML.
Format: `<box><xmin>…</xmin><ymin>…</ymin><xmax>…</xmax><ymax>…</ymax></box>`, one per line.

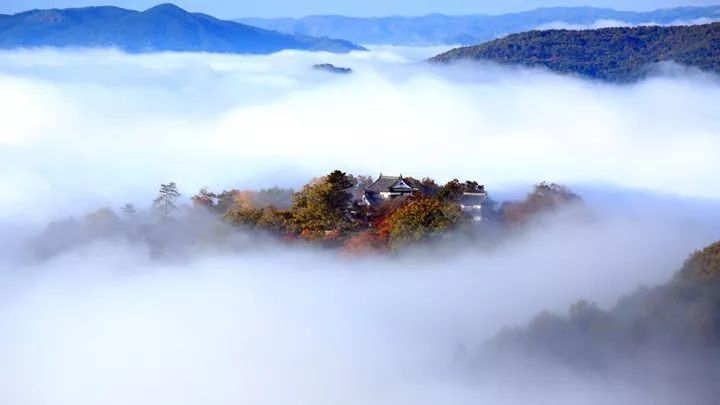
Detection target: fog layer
<box><xmin>1</xmin><ymin>47</ymin><xmax>719</xmax><ymax>404</ymax></box>
<box><xmin>1</xmin><ymin>209</ymin><xmax>718</xmax><ymax>405</ymax></box>
<box><xmin>0</xmin><ymin>48</ymin><xmax>719</xmax><ymax>222</ymax></box>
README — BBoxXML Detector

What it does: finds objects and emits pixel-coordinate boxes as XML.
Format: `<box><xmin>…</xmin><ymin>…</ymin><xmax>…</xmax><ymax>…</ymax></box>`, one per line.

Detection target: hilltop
<box><xmin>29</xmin><ymin>171</ymin><xmax>585</xmax><ymax>258</ymax></box>
<box><xmin>0</xmin><ymin>3</ymin><xmax>365</xmax><ymax>54</ymax></box>
<box><xmin>481</xmin><ymin>240</ymin><xmax>720</xmax><ymax>376</ymax></box>
<box><xmin>429</xmin><ymin>22</ymin><xmax>720</xmax><ymax>82</ymax></box>
<box><xmin>236</xmin><ymin>6</ymin><xmax>720</xmax><ymax>46</ymax></box>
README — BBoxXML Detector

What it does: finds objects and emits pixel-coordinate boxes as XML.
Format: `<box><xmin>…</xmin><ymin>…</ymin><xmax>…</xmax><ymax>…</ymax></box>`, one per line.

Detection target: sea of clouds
<box><xmin>535</xmin><ymin>16</ymin><xmax>720</xmax><ymax>30</ymax></box>
<box><xmin>0</xmin><ymin>46</ymin><xmax>719</xmax><ymax>404</ymax></box>
<box><xmin>1</xmin><ymin>46</ymin><xmax>719</xmax><ymax>221</ymax></box>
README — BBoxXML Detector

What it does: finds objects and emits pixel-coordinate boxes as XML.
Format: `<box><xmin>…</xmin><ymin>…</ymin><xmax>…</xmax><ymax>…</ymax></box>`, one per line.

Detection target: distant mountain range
<box><xmin>237</xmin><ymin>6</ymin><xmax>720</xmax><ymax>46</ymax></box>
<box><xmin>0</xmin><ymin>3</ymin><xmax>365</xmax><ymax>54</ymax></box>
<box><xmin>429</xmin><ymin>23</ymin><xmax>720</xmax><ymax>82</ymax></box>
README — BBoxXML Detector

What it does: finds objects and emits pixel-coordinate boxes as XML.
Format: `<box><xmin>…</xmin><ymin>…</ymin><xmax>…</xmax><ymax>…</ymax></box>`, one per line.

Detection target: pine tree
<box><xmin>325</xmin><ymin>170</ymin><xmax>353</xmax><ymax>216</ymax></box>
<box><xmin>153</xmin><ymin>182</ymin><xmax>181</xmax><ymax>221</ymax></box>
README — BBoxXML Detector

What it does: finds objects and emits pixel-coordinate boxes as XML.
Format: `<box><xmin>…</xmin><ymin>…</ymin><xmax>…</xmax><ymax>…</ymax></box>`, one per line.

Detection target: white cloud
<box><xmin>1</xmin><ymin>48</ymin><xmax>719</xmax><ymax>221</ymax></box>
<box><xmin>0</xmin><ymin>206</ymin><xmax>717</xmax><ymax>405</ymax></box>
<box><xmin>535</xmin><ymin>17</ymin><xmax>720</xmax><ymax>30</ymax></box>
<box><xmin>0</xmin><ymin>47</ymin><xmax>719</xmax><ymax>404</ymax></box>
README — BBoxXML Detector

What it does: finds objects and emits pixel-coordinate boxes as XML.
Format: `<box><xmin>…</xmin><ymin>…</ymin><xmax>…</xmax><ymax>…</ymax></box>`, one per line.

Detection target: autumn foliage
<box><xmin>35</xmin><ymin>170</ymin><xmax>588</xmax><ymax>258</ymax></box>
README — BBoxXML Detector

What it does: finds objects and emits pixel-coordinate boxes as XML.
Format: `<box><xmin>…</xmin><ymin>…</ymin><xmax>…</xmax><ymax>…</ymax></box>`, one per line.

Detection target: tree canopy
<box><xmin>153</xmin><ymin>182</ymin><xmax>181</xmax><ymax>221</ymax></box>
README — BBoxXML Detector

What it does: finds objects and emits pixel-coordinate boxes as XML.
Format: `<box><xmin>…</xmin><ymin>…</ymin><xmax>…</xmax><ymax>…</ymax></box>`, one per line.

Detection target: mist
<box><xmin>1</xmin><ymin>46</ymin><xmax>720</xmax><ymax>404</ymax></box>
<box><xmin>535</xmin><ymin>16</ymin><xmax>720</xmax><ymax>30</ymax></box>
<box><xmin>1</xmin><ymin>47</ymin><xmax>719</xmax><ymax>222</ymax></box>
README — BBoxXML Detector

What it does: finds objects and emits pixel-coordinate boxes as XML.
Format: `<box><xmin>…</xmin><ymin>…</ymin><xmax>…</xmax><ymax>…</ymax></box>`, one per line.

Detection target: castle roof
<box><xmin>365</xmin><ymin>174</ymin><xmax>416</xmax><ymax>193</ymax></box>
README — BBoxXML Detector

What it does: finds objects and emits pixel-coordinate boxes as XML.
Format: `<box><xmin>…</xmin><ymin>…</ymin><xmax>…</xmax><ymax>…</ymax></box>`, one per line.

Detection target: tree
<box><xmin>191</xmin><ymin>187</ymin><xmax>217</xmax><ymax>209</ymax></box>
<box><xmin>120</xmin><ymin>203</ymin><xmax>136</xmax><ymax>218</ymax></box>
<box><xmin>675</xmin><ymin>241</ymin><xmax>720</xmax><ymax>283</ymax></box>
<box><xmin>153</xmin><ymin>182</ymin><xmax>181</xmax><ymax>221</ymax></box>
<box><xmin>379</xmin><ymin>196</ymin><xmax>463</xmax><ymax>247</ymax></box>
<box><xmin>343</xmin><ymin>230</ymin><xmax>385</xmax><ymax>254</ymax></box>
<box><xmin>224</xmin><ymin>205</ymin><xmax>263</xmax><ymax>227</ymax></box>
<box><xmin>437</xmin><ymin>179</ymin><xmax>464</xmax><ymax>201</ymax></box>
<box><xmin>464</xmin><ymin>180</ymin><xmax>484</xmax><ymax>193</ymax></box>
<box><xmin>256</xmin><ymin>206</ymin><xmax>290</xmax><ymax>233</ymax></box>
<box><xmin>325</xmin><ymin>170</ymin><xmax>354</xmax><ymax>213</ymax></box>
<box><xmin>501</xmin><ymin>182</ymin><xmax>580</xmax><ymax>225</ymax></box>
<box><xmin>437</xmin><ymin>179</ymin><xmax>484</xmax><ymax>201</ymax></box>
<box><xmin>224</xmin><ymin>204</ymin><xmax>290</xmax><ymax>234</ymax></box>
<box><xmin>84</xmin><ymin>207</ymin><xmax>120</xmax><ymax>236</ymax></box>
<box><xmin>289</xmin><ymin>181</ymin><xmax>343</xmax><ymax>238</ymax></box>
<box><xmin>327</xmin><ymin>169</ymin><xmax>354</xmax><ymax>191</ymax></box>
<box><xmin>215</xmin><ymin>189</ymin><xmax>247</xmax><ymax>213</ymax></box>
<box><xmin>288</xmin><ymin>171</ymin><xmax>357</xmax><ymax>238</ymax></box>
<box><xmin>420</xmin><ymin>177</ymin><xmax>440</xmax><ymax>197</ymax></box>
<box><xmin>253</xmin><ymin>187</ymin><xmax>294</xmax><ymax>210</ymax></box>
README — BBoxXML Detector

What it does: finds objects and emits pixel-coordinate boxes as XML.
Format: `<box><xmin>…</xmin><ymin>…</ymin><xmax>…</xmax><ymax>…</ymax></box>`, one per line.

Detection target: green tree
<box><xmin>325</xmin><ymin>170</ymin><xmax>354</xmax><ymax>213</ymax></box>
<box><xmin>256</xmin><ymin>206</ymin><xmax>289</xmax><ymax>233</ymax></box>
<box><xmin>437</xmin><ymin>179</ymin><xmax>484</xmax><ymax>201</ymax></box>
<box><xmin>437</xmin><ymin>179</ymin><xmax>464</xmax><ymax>201</ymax></box>
<box><xmin>224</xmin><ymin>205</ymin><xmax>263</xmax><ymax>227</ymax></box>
<box><xmin>420</xmin><ymin>177</ymin><xmax>440</xmax><ymax>197</ymax></box>
<box><xmin>288</xmin><ymin>171</ymin><xmax>356</xmax><ymax>238</ymax></box>
<box><xmin>153</xmin><ymin>182</ymin><xmax>181</xmax><ymax>221</ymax></box>
<box><xmin>289</xmin><ymin>181</ymin><xmax>342</xmax><ymax>237</ymax></box>
<box><xmin>675</xmin><ymin>241</ymin><xmax>720</xmax><ymax>283</ymax></box>
<box><xmin>381</xmin><ymin>196</ymin><xmax>463</xmax><ymax>247</ymax></box>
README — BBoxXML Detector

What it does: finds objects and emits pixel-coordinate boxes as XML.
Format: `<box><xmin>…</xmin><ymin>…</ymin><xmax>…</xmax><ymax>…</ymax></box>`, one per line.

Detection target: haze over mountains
<box><xmin>430</xmin><ymin>22</ymin><xmax>720</xmax><ymax>81</ymax></box>
<box><xmin>0</xmin><ymin>3</ymin><xmax>364</xmax><ymax>54</ymax></box>
<box><xmin>2</xmin><ymin>1</ymin><xmax>720</xmax><ymax>404</ymax></box>
<box><xmin>237</xmin><ymin>5</ymin><xmax>720</xmax><ymax>46</ymax></box>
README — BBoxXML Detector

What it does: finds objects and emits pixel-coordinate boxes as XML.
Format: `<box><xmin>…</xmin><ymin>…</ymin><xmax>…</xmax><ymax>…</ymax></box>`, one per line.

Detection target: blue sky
<box><xmin>2</xmin><ymin>0</ymin><xmax>719</xmax><ymax>18</ymax></box>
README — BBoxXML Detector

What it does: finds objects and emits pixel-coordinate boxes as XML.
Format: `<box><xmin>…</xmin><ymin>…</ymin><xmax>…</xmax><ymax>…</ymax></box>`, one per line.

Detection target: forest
<box><xmin>30</xmin><ymin>170</ymin><xmax>581</xmax><ymax>259</ymax></box>
<box><xmin>430</xmin><ymin>22</ymin><xmax>720</xmax><ymax>82</ymax></box>
<box><xmin>472</xmin><ymin>239</ymin><xmax>720</xmax><ymax>385</ymax></box>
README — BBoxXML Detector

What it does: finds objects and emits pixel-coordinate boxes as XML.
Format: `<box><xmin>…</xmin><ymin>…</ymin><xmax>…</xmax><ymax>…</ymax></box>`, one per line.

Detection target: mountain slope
<box><xmin>0</xmin><ymin>3</ymin><xmax>365</xmax><ymax>54</ymax></box>
<box><xmin>429</xmin><ymin>23</ymin><xmax>720</xmax><ymax>82</ymax></box>
<box><xmin>236</xmin><ymin>6</ymin><xmax>720</xmax><ymax>46</ymax></box>
<box><xmin>482</xmin><ymin>240</ymin><xmax>720</xmax><ymax>371</ymax></box>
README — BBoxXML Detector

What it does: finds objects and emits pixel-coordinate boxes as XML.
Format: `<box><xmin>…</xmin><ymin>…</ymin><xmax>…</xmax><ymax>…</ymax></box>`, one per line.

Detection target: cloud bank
<box><xmin>0</xmin><ymin>47</ymin><xmax>719</xmax><ymax>223</ymax></box>
<box><xmin>1</xmin><ymin>47</ymin><xmax>720</xmax><ymax>404</ymax></box>
<box><xmin>1</xmin><ymin>207</ymin><xmax>718</xmax><ymax>405</ymax></box>
<box><xmin>535</xmin><ymin>17</ymin><xmax>720</xmax><ymax>30</ymax></box>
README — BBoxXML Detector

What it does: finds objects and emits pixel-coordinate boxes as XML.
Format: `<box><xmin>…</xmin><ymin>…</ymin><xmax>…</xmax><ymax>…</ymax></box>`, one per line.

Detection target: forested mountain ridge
<box><xmin>429</xmin><ymin>22</ymin><xmax>720</xmax><ymax>82</ymax></box>
<box><xmin>482</xmin><ymin>240</ymin><xmax>720</xmax><ymax>373</ymax></box>
<box><xmin>0</xmin><ymin>3</ymin><xmax>365</xmax><ymax>54</ymax></box>
<box><xmin>236</xmin><ymin>6</ymin><xmax>720</xmax><ymax>46</ymax></box>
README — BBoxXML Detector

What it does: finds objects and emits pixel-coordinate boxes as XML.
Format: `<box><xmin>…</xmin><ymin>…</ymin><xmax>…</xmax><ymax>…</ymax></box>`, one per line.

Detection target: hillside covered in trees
<box><xmin>475</xmin><ymin>239</ymin><xmax>720</xmax><ymax>386</ymax></box>
<box><xmin>429</xmin><ymin>22</ymin><xmax>720</xmax><ymax>82</ymax></box>
<box><xmin>237</xmin><ymin>6</ymin><xmax>720</xmax><ymax>46</ymax></box>
<box><xmin>0</xmin><ymin>3</ymin><xmax>364</xmax><ymax>54</ymax></box>
<box><xmin>29</xmin><ymin>171</ymin><xmax>581</xmax><ymax>259</ymax></box>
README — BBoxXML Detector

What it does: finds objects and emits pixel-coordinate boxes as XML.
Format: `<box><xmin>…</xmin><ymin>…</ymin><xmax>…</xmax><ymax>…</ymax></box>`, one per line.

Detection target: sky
<box><xmin>1</xmin><ymin>0</ymin><xmax>719</xmax><ymax>18</ymax></box>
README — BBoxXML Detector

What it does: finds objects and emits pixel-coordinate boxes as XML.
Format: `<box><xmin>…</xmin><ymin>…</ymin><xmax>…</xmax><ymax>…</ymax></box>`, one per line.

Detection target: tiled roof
<box><xmin>366</xmin><ymin>175</ymin><xmax>402</xmax><ymax>192</ymax></box>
